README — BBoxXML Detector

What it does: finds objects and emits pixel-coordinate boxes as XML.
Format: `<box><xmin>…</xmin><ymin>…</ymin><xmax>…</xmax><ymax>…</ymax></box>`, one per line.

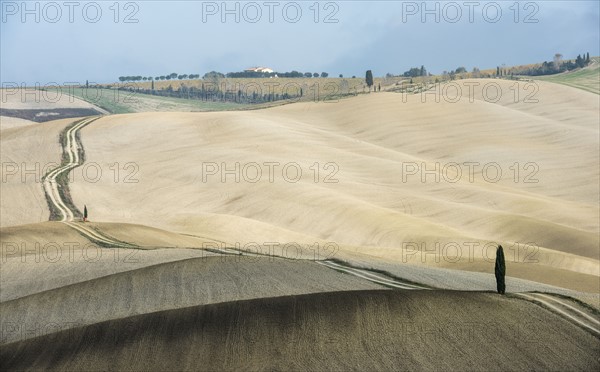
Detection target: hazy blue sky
<box><xmin>1</xmin><ymin>0</ymin><xmax>599</xmax><ymax>84</ymax></box>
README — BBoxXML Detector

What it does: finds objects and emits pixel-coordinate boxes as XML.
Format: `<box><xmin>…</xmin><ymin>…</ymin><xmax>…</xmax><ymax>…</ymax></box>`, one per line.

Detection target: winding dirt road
<box><xmin>41</xmin><ymin>117</ymin><xmax>136</xmax><ymax>248</ymax></box>
<box><xmin>43</xmin><ymin>116</ymin><xmax>98</xmax><ymax>222</ymax></box>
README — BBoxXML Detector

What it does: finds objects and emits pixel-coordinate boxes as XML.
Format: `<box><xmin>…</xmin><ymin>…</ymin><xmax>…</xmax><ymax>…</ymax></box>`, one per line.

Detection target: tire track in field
<box><xmin>516</xmin><ymin>292</ymin><xmax>600</xmax><ymax>337</ymax></box>
<box><xmin>318</xmin><ymin>260</ymin><xmax>599</xmax><ymax>338</ymax></box>
<box><xmin>318</xmin><ymin>260</ymin><xmax>431</xmax><ymax>290</ymax></box>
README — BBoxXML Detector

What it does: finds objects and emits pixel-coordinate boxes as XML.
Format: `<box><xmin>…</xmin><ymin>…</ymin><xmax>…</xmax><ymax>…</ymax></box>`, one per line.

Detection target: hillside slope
<box><xmin>2</xmin><ymin>290</ymin><xmax>598</xmax><ymax>371</ymax></box>
<box><xmin>65</xmin><ymin>79</ymin><xmax>599</xmax><ymax>290</ymax></box>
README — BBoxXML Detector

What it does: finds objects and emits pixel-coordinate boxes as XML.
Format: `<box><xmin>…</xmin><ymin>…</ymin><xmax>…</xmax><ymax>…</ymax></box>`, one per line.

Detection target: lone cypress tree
<box><xmin>495</xmin><ymin>245</ymin><xmax>506</xmax><ymax>294</ymax></box>
<box><xmin>365</xmin><ymin>70</ymin><xmax>373</xmax><ymax>89</ymax></box>
<box><xmin>83</xmin><ymin>205</ymin><xmax>88</xmax><ymax>222</ymax></box>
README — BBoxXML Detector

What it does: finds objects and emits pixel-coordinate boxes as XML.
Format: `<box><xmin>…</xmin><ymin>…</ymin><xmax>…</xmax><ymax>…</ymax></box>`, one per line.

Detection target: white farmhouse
<box><xmin>245</xmin><ymin>67</ymin><xmax>274</xmax><ymax>74</ymax></box>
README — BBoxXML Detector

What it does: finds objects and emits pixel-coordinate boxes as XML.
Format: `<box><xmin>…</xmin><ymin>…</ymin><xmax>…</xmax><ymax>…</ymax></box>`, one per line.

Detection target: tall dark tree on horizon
<box><xmin>365</xmin><ymin>70</ymin><xmax>373</xmax><ymax>89</ymax></box>
<box><xmin>83</xmin><ymin>205</ymin><xmax>88</xmax><ymax>222</ymax></box>
<box><xmin>495</xmin><ymin>245</ymin><xmax>506</xmax><ymax>294</ymax></box>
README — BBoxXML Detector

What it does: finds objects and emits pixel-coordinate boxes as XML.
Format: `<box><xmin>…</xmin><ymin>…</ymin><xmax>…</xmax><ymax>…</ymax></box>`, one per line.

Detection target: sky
<box><xmin>1</xmin><ymin>0</ymin><xmax>599</xmax><ymax>85</ymax></box>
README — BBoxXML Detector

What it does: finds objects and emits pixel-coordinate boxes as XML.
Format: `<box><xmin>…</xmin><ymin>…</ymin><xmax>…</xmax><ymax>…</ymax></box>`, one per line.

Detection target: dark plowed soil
<box><xmin>2</xmin><ymin>290</ymin><xmax>598</xmax><ymax>371</ymax></box>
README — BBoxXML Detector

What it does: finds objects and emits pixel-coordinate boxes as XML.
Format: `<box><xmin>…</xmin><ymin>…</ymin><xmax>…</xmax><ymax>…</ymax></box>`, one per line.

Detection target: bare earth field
<box><xmin>1</xmin><ymin>77</ymin><xmax>599</xmax><ymax>370</ymax></box>
<box><xmin>61</xmin><ymin>78</ymin><xmax>600</xmax><ymax>291</ymax></box>
<box><xmin>0</xmin><ymin>119</ymin><xmax>71</xmax><ymax>224</ymax></box>
<box><xmin>0</xmin><ymin>116</ymin><xmax>36</xmax><ymax>130</ymax></box>
<box><xmin>2</xmin><ymin>290</ymin><xmax>598</xmax><ymax>371</ymax></box>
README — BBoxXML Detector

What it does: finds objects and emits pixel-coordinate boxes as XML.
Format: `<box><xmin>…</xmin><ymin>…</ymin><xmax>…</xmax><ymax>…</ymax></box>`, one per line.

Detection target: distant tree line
<box><xmin>402</xmin><ymin>65</ymin><xmax>428</xmax><ymax>77</ymax></box>
<box><xmin>384</xmin><ymin>65</ymin><xmax>428</xmax><ymax>79</ymax></box>
<box><xmin>118</xmin><ymin>73</ymin><xmax>201</xmax><ymax>82</ymax></box>
<box><xmin>387</xmin><ymin>65</ymin><xmax>487</xmax><ymax>81</ymax></box>
<box><xmin>118</xmin><ymin>70</ymin><xmax>332</xmax><ymax>82</ymax></box>
<box><xmin>383</xmin><ymin>52</ymin><xmax>593</xmax><ymax>83</ymax></box>
<box><xmin>203</xmin><ymin>71</ymin><xmax>225</xmax><ymax>79</ymax></box>
<box><xmin>514</xmin><ymin>52</ymin><xmax>591</xmax><ymax>77</ymax></box>
<box><xmin>114</xmin><ymin>68</ymin><xmax>349</xmax><ymax>105</ymax></box>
